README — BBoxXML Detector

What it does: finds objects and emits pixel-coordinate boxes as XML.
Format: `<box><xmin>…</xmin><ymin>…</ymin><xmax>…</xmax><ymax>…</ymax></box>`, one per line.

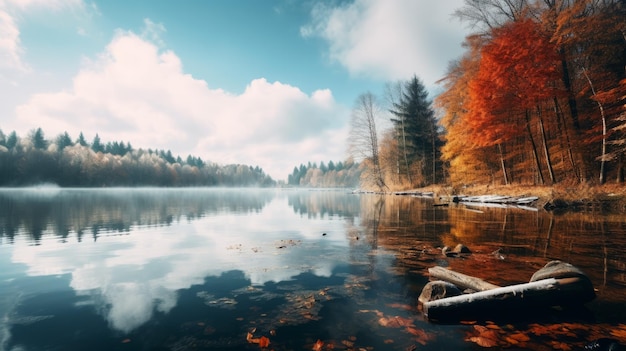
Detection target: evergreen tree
<box><xmin>389</xmin><ymin>75</ymin><xmax>440</xmax><ymax>185</ymax></box>
<box><xmin>30</xmin><ymin>128</ymin><xmax>48</xmax><ymax>150</ymax></box>
<box><xmin>55</xmin><ymin>132</ymin><xmax>73</xmax><ymax>151</ymax></box>
<box><xmin>328</xmin><ymin>160</ymin><xmax>335</xmax><ymax>171</ymax></box>
<box><xmin>76</xmin><ymin>132</ymin><xmax>88</xmax><ymax>147</ymax></box>
<box><xmin>6</xmin><ymin>131</ymin><xmax>18</xmax><ymax>150</ymax></box>
<box><xmin>91</xmin><ymin>134</ymin><xmax>104</xmax><ymax>153</ymax></box>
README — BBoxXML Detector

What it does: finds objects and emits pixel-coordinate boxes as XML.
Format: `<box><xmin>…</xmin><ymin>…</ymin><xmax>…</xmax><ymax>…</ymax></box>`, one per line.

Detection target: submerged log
<box><xmin>421</xmin><ymin>261</ymin><xmax>595</xmax><ymax>322</ymax></box>
<box><xmin>428</xmin><ymin>266</ymin><xmax>499</xmax><ymax>292</ymax></box>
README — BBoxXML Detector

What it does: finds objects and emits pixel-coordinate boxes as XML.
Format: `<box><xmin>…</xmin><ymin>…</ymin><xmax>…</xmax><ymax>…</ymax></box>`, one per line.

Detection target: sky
<box><xmin>0</xmin><ymin>0</ymin><xmax>469</xmax><ymax>181</ymax></box>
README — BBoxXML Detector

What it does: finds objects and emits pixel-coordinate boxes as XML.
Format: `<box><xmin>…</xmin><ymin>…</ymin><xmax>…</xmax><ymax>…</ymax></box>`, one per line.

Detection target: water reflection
<box><xmin>0</xmin><ymin>188</ymin><xmax>276</xmax><ymax>243</ymax></box>
<box><xmin>372</xmin><ymin>195</ymin><xmax>626</xmax><ymax>303</ymax></box>
<box><xmin>1</xmin><ymin>189</ymin><xmax>625</xmax><ymax>350</ymax></box>
<box><xmin>1</xmin><ymin>189</ymin><xmax>362</xmax><ymax>335</ymax></box>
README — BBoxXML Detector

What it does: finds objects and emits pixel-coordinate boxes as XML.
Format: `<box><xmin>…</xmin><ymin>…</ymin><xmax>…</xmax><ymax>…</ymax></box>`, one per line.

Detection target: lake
<box><xmin>0</xmin><ymin>188</ymin><xmax>624</xmax><ymax>351</ymax></box>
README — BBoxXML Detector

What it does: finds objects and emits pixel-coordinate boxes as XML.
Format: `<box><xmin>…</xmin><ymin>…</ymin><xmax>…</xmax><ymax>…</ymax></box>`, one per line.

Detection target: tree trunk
<box><xmin>553</xmin><ymin>97</ymin><xmax>580</xmax><ymax>182</ymax></box>
<box><xmin>423</xmin><ymin>277</ymin><xmax>591</xmax><ymax>322</ymax></box>
<box><xmin>537</xmin><ymin>105</ymin><xmax>556</xmax><ymax>183</ymax></box>
<box><xmin>524</xmin><ymin>109</ymin><xmax>545</xmax><ymax>184</ymax></box>
<box><xmin>581</xmin><ymin>68</ymin><xmax>607</xmax><ymax>184</ymax></box>
<box><xmin>497</xmin><ymin>143</ymin><xmax>509</xmax><ymax>185</ymax></box>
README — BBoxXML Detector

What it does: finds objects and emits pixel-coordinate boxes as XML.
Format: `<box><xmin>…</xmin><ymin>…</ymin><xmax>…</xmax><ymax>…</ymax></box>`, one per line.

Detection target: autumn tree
<box><xmin>349</xmin><ymin>92</ymin><xmax>386</xmax><ymax>191</ymax></box>
<box><xmin>437</xmin><ymin>35</ymin><xmax>498</xmax><ymax>186</ymax></box>
<box><xmin>551</xmin><ymin>0</ymin><xmax>626</xmax><ymax>183</ymax></box>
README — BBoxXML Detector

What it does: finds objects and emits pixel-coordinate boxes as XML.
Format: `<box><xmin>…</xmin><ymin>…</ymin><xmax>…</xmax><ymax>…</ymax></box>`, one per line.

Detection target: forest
<box><xmin>286</xmin><ymin>160</ymin><xmax>362</xmax><ymax>188</ymax></box>
<box><xmin>350</xmin><ymin>0</ymin><xmax>625</xmax><ymax>191</ymax></box>
<box><xmin>0</xmin><ymin>128</ymin><xmax>275</xmax><ymax>187</ymax></box>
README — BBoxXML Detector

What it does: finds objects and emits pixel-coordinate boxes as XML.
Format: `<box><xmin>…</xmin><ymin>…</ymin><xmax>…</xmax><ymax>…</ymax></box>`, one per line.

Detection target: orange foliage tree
<box><xmin>466</xmin><ymin>18</ymin><xmax>564</xmax><ymax>184</ymax></box>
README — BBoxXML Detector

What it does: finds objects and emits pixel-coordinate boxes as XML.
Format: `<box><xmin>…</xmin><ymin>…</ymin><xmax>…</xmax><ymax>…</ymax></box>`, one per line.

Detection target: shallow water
<box><xmin>0</xmin><ymin>188</ymin><xmax>624</xmax><ymax>350</ymax></box>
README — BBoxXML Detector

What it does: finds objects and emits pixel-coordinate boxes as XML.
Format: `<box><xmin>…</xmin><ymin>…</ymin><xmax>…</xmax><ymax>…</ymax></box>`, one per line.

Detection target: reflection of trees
<box><xmin>0</xmin><ymin>189</ymin><xmax>274</xmax><ymax>243</ymax></box>
<box><xmin>287</xmin><ymin>190</ymin><xmax>360</xmax><ymax>220</ymax></box>
<box><xmin>352</xmin><ymin>195</ymin><xmax>626</xmax><ymax>302</ymax></box>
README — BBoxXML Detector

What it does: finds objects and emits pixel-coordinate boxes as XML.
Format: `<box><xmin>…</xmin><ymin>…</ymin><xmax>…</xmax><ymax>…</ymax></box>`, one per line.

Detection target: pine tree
<box><xmin>389</xmin><ymin>75</ymin><xmax>439</xmax><ymax>186</ymax></box>
<box><xmin>30</xmin><ymin>128</ymin><xmax>48</xmax><ymax>150</ymax></box>
<box><xmin>91</xmin><ymin>134</ymin><xmax>104</xmax><ymax>153</ymax></box>
<box><xmin>76</xmin><ymin>132</ymin><xmax>88</xmax><ymax>147</ymax></box>
<box><xmin>56</xmin><ymin>132</ymin><xmax>73</xmax><ymax>151</ymax></box>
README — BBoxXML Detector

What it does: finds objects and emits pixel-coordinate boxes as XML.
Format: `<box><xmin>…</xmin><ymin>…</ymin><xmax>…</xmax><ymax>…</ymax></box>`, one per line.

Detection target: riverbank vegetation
<box><xmin>350</xmin><ymin>0</ymin><xmax>625</xmax><ymax>194</ymax></box>
<box><xmin>0</xmin><ymin>128</ymin><xmax>275</xmax><ymax>187</ymax></box>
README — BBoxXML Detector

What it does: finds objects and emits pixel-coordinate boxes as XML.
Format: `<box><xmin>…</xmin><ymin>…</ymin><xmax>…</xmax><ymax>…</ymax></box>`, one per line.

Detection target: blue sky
<box><xmin>0</xmin><ymin>0</ymin><xmax>468</xmax><ymax>180</ymax></box>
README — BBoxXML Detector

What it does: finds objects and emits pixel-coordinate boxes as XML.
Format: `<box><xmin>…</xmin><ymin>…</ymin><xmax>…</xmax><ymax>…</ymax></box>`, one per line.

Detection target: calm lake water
<box><xmin>0</xmin><ymin>188</ymin><xmax>624</xmax><ymax>351</ymax></box>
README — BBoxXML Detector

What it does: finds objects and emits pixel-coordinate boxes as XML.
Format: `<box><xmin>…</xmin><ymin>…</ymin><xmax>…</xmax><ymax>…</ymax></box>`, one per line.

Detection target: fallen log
<box><xmin>428</xmin><ymin>266</ymin><xmax>499</xmax><ymax>292</ymax></box>
<box><xmin>423</xmin><ymin>276</ymin><xmax>592</xmax><ymax>322</ymax></box>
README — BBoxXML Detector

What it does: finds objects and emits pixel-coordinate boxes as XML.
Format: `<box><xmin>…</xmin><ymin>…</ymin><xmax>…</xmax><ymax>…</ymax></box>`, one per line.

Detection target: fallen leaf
<box><xmin>550</xmin><ymin>341</ymin><xmax>571</xmax><ymax>350</ymax></box>
<box><xmin>312</xmin><ymin>339</ymin><xmax>324</xmax><ymax>351</ymax></box>
<box><xmin>468</xmin><ymin>336</ymin><xmax>498</xmax><ymax>348</ymax></box>
<box><xmin>508</xmin><ymin>332</ymin><xmax>530</xmax><ymax>342</ymax></box>
<box><xmin>258</xmin><ymin>336</ymin><xmax>270</xmax><ymax>348</ymax></box>
<box><xmin>341</xmin><ymin>340</ymin><xmax>354</xmax><ymax>348</ymax></box>
<box><xmin>611</xmin><ymin>325</ymin><xmax>626</xmax><ymax>339</ymax></box>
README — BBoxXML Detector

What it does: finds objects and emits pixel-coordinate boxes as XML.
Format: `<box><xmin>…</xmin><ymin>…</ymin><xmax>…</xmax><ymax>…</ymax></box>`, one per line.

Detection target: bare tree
<box><xmin>349</xmin><ymin>93</ymin><xmax>387</xmax><ymax>191</ymax></box>
<box><xmin>453</xmin><ymin>0</ymin><xmax>530</xmax><ymax>32</ymax></box>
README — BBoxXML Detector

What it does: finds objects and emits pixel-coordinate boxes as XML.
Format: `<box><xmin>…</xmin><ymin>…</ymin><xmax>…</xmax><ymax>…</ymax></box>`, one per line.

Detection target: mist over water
<box><xmin>0</xmin><ymin>188</ymin><xmax>624</xmax><ymax>350</ymax></box>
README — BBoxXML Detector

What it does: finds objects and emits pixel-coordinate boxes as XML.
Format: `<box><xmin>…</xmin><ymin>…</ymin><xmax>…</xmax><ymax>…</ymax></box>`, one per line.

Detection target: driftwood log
<box><xmin>428</xmin><ymin>266</ymin><xmax>499</xmax><ymax>292</ymax></box>
<box><xmin>421</xmin><ymin>261</ymin><xmax>595</xmax><ymax>322</ymax></box>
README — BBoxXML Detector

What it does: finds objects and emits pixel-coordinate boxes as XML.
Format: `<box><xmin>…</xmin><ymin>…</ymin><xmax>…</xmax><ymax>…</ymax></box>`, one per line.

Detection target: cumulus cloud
<box><xmin>301</xmin><ymin>0</ymin><xmax>467</xmax><ymax>88</ymax></box>
<box><xmin>12</xmin><ymin>23</ymin><xmax>348</xmax><ymax>179</ymax></box>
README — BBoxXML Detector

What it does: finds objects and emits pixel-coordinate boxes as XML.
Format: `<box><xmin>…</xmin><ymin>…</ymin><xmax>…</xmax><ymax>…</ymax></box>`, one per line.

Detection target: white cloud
<box><xmin>0</xmin><ymin>8</ymin><xmax>28</xmax><ymax>77</ymax></box>
<box><xmin>0</xmin><ymin>0</ymin><xmax>96</xmax><ymax>83</ymax></box>
<box><xmin>301</xmin><ymin>0</ymin><xmax>467</xmax><ymax>89</ymax></box>
<box><xmin>11</xmin><ymin>25</ymin><xmax>348</xmax><ymax>180</ymax></box>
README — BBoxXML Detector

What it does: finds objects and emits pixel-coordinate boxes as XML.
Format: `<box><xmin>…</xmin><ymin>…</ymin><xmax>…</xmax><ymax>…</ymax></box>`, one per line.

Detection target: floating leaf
<box><xmin>550</xmin><ymin>341</ymin><xmax>572</xmax><ymax>350</ymax></box>
<box><xmin>508</xmin><ymin>332</ymin><xmax>530</xmax><ymax>342</ymax></box>
<box><xmin>312</xmin><ymin>339</ymin><xmax>324</xmax><ymax>351</ymax></box>
<box><xmin>341</xmin><ymin>339</ymin><xmax>354</xmax><ymax>348</ymax></box>
<box><xmin>469</xmin><ymin>336</ymin><xmax>498</xmax><ymax>348</ymax></box>
<box><xmin>611</xmin><ymin>324</ymin><xmax>626</xmax><ymax>339</ymax></box>
<box><xmin>258</xmin><ymin>336</ymin><xmax>270</xmax><ymax>348</ymax></box>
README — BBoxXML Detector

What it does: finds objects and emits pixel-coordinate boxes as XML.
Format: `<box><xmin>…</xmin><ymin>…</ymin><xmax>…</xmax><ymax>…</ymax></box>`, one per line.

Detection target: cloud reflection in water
<box><xmin>7</xmin><ymin>189</ymin><xmax>356</xmax><ymax>333</ymax></box>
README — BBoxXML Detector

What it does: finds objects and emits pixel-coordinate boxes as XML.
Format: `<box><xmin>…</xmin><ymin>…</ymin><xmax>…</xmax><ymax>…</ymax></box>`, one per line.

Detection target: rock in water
<box><xmin>530</xmin><ymin>260</ymin><xmax>596</xmax><ymax>305</ymax></box>
<box><xmin>418</xmin><ymin>281</ymin><xmax>462</xmax><ymax>305</ymax></box>
<box><xmin>453</xmin><ymin>244</ymin><xmax>471</xmax><ymax>254</ymax></box>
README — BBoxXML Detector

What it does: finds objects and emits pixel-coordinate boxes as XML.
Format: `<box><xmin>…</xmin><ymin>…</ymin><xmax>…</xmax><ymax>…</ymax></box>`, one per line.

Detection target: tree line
<box><xmin>0</xmin><ymin>128</ymin><xmax>275</xmax><ymax>187</ymax></box>
<box><xmin>287</xmin><ymin>159</ymin><xmax>361</xmax><ymax>188</ymax></box>
<box><xmin>350</xmin><ymin>0</ymin><xmax>625</xmax><ymax>191</ymax></box>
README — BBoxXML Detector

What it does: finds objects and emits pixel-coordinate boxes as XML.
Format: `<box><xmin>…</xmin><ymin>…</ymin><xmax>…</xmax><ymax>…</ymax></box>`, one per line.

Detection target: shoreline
<box><xmin>359</xmin><ymin>183</ymin><xmax>626</xmax><ymax>213</ymax></box>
